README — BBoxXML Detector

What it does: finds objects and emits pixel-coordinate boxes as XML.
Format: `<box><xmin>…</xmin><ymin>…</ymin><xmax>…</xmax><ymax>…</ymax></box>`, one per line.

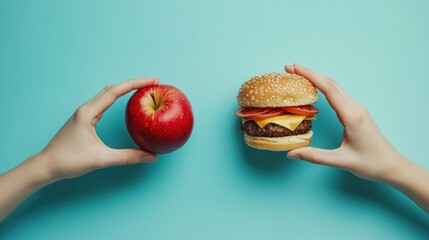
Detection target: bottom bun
<box><xmin>244</xmin><ymin>131</ymin><xmax>313</xmax><ymax>151</ymax></box>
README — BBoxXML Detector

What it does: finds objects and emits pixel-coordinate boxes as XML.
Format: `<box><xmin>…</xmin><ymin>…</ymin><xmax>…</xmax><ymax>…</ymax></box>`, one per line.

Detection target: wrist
<box><xmin>378</xmin><ymin>153</ymin><xmax>414</xmax><ymax>187</ymax></box>
<box><xmin>20</xmin><ymin>153</ymin><xmax>56</xmax><ymax>189</ymax></box>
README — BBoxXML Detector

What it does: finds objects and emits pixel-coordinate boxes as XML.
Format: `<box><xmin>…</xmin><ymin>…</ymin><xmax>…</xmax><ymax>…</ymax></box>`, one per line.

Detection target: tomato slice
<box><xmin>280</xmin><ymin>105</ymin><xmax>319</xmax><ymax>116</ymax></box>
<box><xmin>250</xmin><ymin>108</ymin><xmax>285</xmax><ymax>120</ymax></box>
<box><xmin>236</xmin><ymin>107</ymin><xmax>271</xmax><ymax>118</ymax></box>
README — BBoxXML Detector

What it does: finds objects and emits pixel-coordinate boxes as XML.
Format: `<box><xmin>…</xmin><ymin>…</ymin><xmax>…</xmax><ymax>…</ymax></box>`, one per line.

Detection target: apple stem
<box><xmin>150</xmin><ymin>92</ymin><xmax>158</xmax><ymax>109</ymax></box>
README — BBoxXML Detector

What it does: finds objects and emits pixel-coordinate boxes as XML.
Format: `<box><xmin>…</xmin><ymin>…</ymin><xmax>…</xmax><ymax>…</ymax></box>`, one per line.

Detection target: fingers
<box><xmin>284</xmin><ymin>65</ymin><xmax>296</xmax><ymax>74</ymax></box>
<box><xmin>285</xmin><ymin>64</ymin><xmax>359</xmax><ymax>126</ymax></box>
<box><xmin>86</xmin><ymin>78</ymin><xmax>159</xmax><ymax>119</ymax></box>
<box><xmin>104</xmin><ymin>148</ymin><xmax>157</xmax><ymax>167</ymax></box>
<box><xmin>287</xmin><ymin>147</ymin><xmax>346</xmax><ymax>169</ymax></box>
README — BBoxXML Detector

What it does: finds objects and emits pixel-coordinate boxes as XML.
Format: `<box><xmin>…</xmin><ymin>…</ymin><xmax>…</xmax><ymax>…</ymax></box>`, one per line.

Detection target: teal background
<box><xmin>1</xmin><ymin>0</ymin><xmax>429</xmax><ymax>239</ymax></box>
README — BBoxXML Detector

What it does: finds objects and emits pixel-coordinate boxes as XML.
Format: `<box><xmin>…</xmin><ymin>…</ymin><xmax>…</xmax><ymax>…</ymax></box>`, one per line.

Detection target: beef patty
<box><xmin>241</xmin><ymin>120</ymin><xmax>312</xmax><ymax>137</ymax></box>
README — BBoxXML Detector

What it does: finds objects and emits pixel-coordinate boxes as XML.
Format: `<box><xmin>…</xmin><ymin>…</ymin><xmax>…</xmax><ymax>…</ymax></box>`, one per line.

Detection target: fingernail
<box><xmin>287</xmin><ymin>153</ymin><xmax>301</xmax><ymax>160</ymax></box>
<box><xmin>146</xmin><ymin>77</ymin><xmax>159</xmax><ymax>83</ymax></box>
<box><xmin>144</xmin><ymin>155</ymin><xmax>158</xmax><ymax>163</ymax></box>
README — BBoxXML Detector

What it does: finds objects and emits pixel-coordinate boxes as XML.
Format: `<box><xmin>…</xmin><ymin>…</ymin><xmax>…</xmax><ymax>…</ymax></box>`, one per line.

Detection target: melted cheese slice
<box><xmin>243</xmin><ymin>115</ymin><xmax>315</xmax><ymax>131</ymax></box>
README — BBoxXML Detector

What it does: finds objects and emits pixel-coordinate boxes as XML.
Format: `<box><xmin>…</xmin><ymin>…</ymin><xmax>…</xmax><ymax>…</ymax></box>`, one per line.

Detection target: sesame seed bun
<box><xmin>237</xmin><ymin>72</ymin><xmax>317</xmax><ymax>107</ymax></box>
<box><xmin>244</xmin><ymin>131</ymin><xmax>313</xmax><ymax>151</ymax></box>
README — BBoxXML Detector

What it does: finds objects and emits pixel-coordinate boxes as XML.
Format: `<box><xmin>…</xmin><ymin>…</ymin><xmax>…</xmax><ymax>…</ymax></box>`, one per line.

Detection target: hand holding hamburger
<box><xmin>236</xmin><ymin>71</ymin><xmax>318</xmax><ymax>151</ymax></box>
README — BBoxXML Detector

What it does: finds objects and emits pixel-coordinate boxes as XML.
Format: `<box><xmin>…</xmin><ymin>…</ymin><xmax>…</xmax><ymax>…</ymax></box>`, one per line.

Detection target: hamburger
<box><xmin>236</xmin><ymin>72</ymin><xmax>318</xmax><ymax>151</ymax></box>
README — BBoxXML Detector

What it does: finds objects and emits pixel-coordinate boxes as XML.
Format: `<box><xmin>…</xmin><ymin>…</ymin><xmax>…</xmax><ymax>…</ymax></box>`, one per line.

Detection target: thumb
<box><xmin>287</xmin><ymin>147</ymin><xmax>342</xmax><ymax>168</ymax></box>
<box><xmin>106</xmin><ymin>148</ymin><xmax>157</xmax><ymax>166</ymax></box>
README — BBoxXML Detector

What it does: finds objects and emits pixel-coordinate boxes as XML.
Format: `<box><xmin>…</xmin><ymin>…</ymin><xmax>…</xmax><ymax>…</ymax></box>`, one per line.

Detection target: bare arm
<box><xmin>0</xmin><ymin>78</ymin><xmax>159</xmax><ymax>222</ymax></box>
<box><xmin>383</xmin><ymin>158</ymin><xmax>429</xmax><ymax>213</ymax></box>
<box><xmin>0</xmin><ymin>155</ymin><xmax>51</xmax><ymax>221</ymax></box>
<box><xmin>285</xmin><ymin>64</ymin><xmax>429</xmax><ymax>214</ymax></box>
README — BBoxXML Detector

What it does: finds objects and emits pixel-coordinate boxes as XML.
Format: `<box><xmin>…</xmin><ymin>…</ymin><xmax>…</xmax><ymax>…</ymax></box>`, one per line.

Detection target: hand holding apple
<box><xmin>32</xmin><ymin>78</ymin><xmax>160</xmax><ymax>182</ymax></box>
<box><xmin>126</xmin><ymin>84</ymin><xmax>194</xmax><ymax>154</ymax></box>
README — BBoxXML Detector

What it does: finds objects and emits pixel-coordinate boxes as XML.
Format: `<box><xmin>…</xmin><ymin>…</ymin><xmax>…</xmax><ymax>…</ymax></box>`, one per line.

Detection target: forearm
<box><xmin>0</xmin><ymin>154</ymin><xmax>52</xmax><ymax>222</ymax></box>
<box><xmin>383</xmin><ymin>156</ymin><xmax>429</xmax><ymax>214</ymax></box>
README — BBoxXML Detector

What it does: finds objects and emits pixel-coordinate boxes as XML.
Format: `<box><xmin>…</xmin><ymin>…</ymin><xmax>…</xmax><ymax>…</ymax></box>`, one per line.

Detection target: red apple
<box><xmin>125</xmin><ymin>84</ymin><xmax>194</xmax><ymax>154</ymax></box>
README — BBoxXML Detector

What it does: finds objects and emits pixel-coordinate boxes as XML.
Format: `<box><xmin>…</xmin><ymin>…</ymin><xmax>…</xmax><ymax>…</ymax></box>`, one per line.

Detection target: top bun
<box><xmin>237</xmin><ymin>72</ymin><xmax>318</xmax><ymax>107</ymax></box>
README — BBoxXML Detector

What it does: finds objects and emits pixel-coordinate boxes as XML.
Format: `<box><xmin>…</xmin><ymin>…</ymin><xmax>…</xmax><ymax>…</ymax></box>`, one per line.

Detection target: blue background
<box><xmin>1</xmin><ymin>0</ymin><xmax>429</xmax><ymax>239</ymax></box>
